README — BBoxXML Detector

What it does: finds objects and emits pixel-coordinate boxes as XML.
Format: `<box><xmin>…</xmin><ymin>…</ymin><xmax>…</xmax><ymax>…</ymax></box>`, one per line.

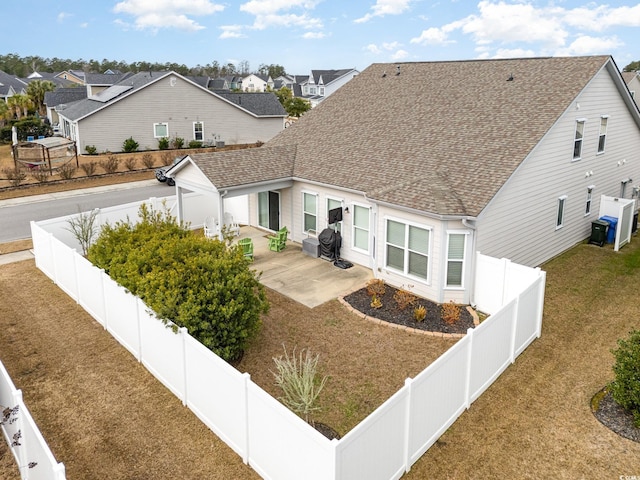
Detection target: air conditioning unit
<box><xmin>216</xmin><ymin>141</ymin><xmax>225</xmax><ymax>148</ymax></box>
<box><xmin>302</xmin><ymin>237</ymin><xmax>320</xmax><ymax>258</ymax></box>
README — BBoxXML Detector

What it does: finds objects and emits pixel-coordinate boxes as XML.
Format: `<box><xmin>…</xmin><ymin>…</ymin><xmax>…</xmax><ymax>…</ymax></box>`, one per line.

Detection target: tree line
<box><xmin>0</xmin><ymin>53</ymin><xmax>287</xmax><ymax>79</ymax></box>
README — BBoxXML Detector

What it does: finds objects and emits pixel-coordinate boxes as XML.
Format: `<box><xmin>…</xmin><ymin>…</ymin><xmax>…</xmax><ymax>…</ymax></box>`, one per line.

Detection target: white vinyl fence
<box><xmin>25</xmin><ymin>199</ymin><xmax>545</xmax><ymax>480</ymax></box>
<box><xmin>0</xmin><ymin>361</ymin><xmax>65</xmax><ymax>480</ymax></box>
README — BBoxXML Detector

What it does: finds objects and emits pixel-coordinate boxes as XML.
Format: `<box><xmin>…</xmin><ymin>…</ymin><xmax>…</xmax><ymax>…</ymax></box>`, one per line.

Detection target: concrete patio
<box><xmin>234</xmin><ymin>226</ymin><xmax>372</xmax><ymax>308</ymax></box>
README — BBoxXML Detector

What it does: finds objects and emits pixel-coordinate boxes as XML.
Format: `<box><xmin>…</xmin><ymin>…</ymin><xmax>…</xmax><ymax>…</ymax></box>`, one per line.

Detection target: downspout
<box><xmin>218</xmin><ymin>190</ymin><xmax>228</xmax><ymax>240</ymax></box>
<box><xmin>462</xmin><ymin>217</ymin><xmax>478</xmax><ymax>308</ymax></box>
<box><xmin>175</xmin><ymin>185</ymin><xmax>184</xmax><ymax>225</ymax></box>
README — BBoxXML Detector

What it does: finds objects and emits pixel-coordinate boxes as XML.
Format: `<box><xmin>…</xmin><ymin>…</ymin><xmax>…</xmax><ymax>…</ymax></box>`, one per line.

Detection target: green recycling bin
<box><xmin>589</xmin><ymin>219</ymin><xmax>608</xmax><ymax>247</ymax></box>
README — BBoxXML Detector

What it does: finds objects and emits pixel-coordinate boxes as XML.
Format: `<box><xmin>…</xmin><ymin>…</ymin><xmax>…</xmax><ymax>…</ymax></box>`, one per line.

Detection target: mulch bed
<box><xmin>343</xmin><ymin>284</ymin><xmax>476</xmax><ymax>335</ymax></box>
<box><xmin>593</xmin><ymin>388</ymin><xmax>640</xmax><ymax>443</ymax></box>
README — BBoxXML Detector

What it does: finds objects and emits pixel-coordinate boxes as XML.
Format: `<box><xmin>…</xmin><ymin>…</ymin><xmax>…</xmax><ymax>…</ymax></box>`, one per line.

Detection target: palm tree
<box><xmin>0</xmin><ymin>101</ymin><xmax>9</xmax><ymax>127</ymax></box>
<box><xmin>26</xmin><ymin>79</ymin><xmax>55</xmax><ymax>116</ymax></box>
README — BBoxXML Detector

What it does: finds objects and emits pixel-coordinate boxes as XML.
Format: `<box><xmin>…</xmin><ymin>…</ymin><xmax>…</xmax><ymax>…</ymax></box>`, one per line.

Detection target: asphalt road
<box><xmin>0</xmin><ymin>180</ymin><xmax>173</xmax><ymax>242</ymax></box>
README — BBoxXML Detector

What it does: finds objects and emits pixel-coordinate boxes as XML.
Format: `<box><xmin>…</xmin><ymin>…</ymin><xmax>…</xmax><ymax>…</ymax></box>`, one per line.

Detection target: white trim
<box><xmin>154</xmin><ymin>122</ymin><xmax>169</xmax><ymax>139</ymax></box>
<box><xmin>383</xmin><ymin>215</ymin><xmax>432</xmax><ymax>285</ymax></box>
<box><xmin>444</xmin><ymin>230</ymin><xmax>470</xmax><ymax>289</ymax></box>
<box><xmin>193</xmin><ymin>121</ymin><xmax>204</xmax><ymax>141</ymax></box>
<box><xmin>556</xmin><ymin>195</ymin><xmax>568</xmax><ymax>230</ymax></box>
<box><xmin>351</xmin><ymin>202</ymin><xmax>371</xmax><ymax>254</ymax></box>
<box><xmin>302</xmin><ymin>190</ymin><xmax>318</xmax><ymax>234</ymax></box>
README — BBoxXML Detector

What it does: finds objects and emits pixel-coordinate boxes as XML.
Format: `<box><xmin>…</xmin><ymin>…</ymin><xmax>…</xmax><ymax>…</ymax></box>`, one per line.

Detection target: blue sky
<box><xmin>5</xmin><ymin>1</ymin><xmax>640</xmax><ymax>74</ymax></box>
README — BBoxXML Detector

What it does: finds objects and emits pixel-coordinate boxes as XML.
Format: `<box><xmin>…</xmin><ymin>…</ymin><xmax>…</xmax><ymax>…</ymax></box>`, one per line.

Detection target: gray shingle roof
<box><xmin>213</xmin><ymin>92</ymin><xmax>287</xmax><ymax>116</ymax></box>
<box><xmin>84</xmin><ymin>72</ymin><xmax>131</xmax><ymax>85</ymax></box>
<box><xmin>0</xmin><ymin>70</ymin><xmax>27</xmax><ymax>96</ymax></box>
<box><xmin>272</xmin><ymin>56</ymin><xmax>615</xmax><ymax>217</ymax></box>
<box><xmin>44</xmin><ymin>87</ymin><xmax>87</xmax><ymax>107</ymax></box>
<box><xmin>189</xmin><ymin>145</ymin><xmax>296</xmax><ymax>189</ymax></box>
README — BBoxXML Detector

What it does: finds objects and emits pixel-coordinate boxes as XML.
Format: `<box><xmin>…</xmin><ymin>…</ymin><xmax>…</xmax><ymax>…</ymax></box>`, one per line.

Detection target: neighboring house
<box><xmin>84</xmin><ymin>71</ymin><xmax>132</xmax><ymax>96</ymax></box>
<box><xmin>55</xmin><ymin>70</ymin><xmax>287</xmax><ymax>153</ymax></box>
<box><xmin>54</xmin><ymin>70</ymin><xmax>85</xmax><ymax>84</ymax></box>
<box><xmin>0</xmin><ymin>70</ymin><xmax>27</xmax><ymax>102</ymax></box>
<box><xmin>622</xmin><ymin>71</ymin><xmax>640</xmax><ymax>103</ymax></box>
<box><xmin>44</xmin><ymin>87</ymin><xmax>88</xmax><ymax>126</ymax></box>
<box><xmin>167</xmin><ymin>56</ymin><xmax>640</xmax><ymax>306</ymax></box>
<box><xmin>23</xmin><ymin>71</ymin><xmax>74</xmax><ymax>88</ymax></box>
<box><xmin>297</xmin><ymin>68</ymin><xmax>359</xmax><ymax>106</ymax></box>
<box><xmin>241</xmin><ymin>73</ymin><xmax>273</xmax><ymax>92</ymax></box>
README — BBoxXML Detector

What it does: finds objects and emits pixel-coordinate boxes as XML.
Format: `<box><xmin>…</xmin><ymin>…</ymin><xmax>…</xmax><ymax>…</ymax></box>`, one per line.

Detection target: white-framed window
<box><xmin>597</xmin><ymin>116</ymin><xmax>608</xmax><ymax>153</ymax></box>
<box><xmin>319</xmin><ymin>87</ymin><xmax>325</xmax><ymax>95</ymax></box>
<box><xmin>193</xmin><ymin>121</ymin><xmax>203</xmax><ymax>141</ymax></box>
<box><xmin>154</xmin><ymin>122</ymin><xmax>168</xmax><ymax>138</ymax></box>
<box><xmin>573</xmin><ymin>120</ymin><xmax>585</xmax><ymax>160</ymax></box>
<box><xmin>303</xmin><ymin>192</ymin><xmax>318</xmax><ymax>233</ymax></box>
<box><xmin>352</xmin><ymin>204</ymin><xmax>370</xmax><ymax>253</ymax></box>
<box><xmin>556</xmin><ymin>195</ymin><xmax>568</xmax><ymax>229</ymax></box>
<box><xmin>385</xmin><ymin>219</ymin><xmax>430</xmax><ymax>281</ymax></box>
<box><xmin>446</xmin><ymin>232</ymin><xmax>468</xmax><ymax>288</ymax></box>
<box><xmin>585</xmin><ymin>186</ymin><xmax>594</xmax><ymax>216</ymax></box>
<box><xmin>327</xmin><ymin>197</ymin><xmax>343</xmax><ymax>233</ymax></box>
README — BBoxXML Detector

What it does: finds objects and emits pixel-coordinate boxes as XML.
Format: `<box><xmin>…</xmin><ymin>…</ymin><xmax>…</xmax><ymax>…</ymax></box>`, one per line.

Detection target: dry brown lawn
<box><xmin>1</xmin><ymin>149</ymin><xmax>639</xmax><ymax>478</ymax></box>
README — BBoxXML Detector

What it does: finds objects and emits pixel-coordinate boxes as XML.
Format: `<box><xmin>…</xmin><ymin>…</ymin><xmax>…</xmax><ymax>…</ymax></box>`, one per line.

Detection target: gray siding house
<box><xmin>167</xmin><ymin>56</ymin><xmax>640</xmax><ymax>306</ymax></box>
<box><xmin>56</xmin><ymin>71</ymin><xmax>287</xmax><ymax>153</ymax></box>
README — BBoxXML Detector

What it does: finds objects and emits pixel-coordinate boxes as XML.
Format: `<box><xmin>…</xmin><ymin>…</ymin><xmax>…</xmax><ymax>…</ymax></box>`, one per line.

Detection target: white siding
<box><xmin>476</xmin><ymin>67</ymin><xmax>640</xmax><ymax>267</ymax></box>
<box><xmin>77</xmin><ymin>75</ymin><xmax>284</xmax><ymax>152</ymax></box>
<box><xmin>248</xmin><ymin>181</ymin><xmax>470</xmax><ymax>303</ymax></box>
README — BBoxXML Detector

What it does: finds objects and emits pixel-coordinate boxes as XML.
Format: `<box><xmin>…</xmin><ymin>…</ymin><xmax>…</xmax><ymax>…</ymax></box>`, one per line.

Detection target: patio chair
<box><xmin>203</xmin><ymin>216</ymin><xmax>219</xmax><ymax>238</ymax></box>
<box><xmin>268</xmin><ymin>227</ymin><xmax>288</xmax><ymax>252</ymax></box>
<box><xmin>238</xmin><ymin>238</ymin><xmax>254</xmax><ymax>260</ymax></box>
<box><xmin>224</xmin><ymin>212</ymin><xmax>241</xmax><ymax>237</ymax></box>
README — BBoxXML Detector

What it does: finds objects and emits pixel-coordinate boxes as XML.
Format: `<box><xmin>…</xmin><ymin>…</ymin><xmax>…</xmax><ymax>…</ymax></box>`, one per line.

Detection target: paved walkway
<box><xmin>235</xmin><ymin>226</ymin><xmax>372</xmax><ymax>308</ymax></box>
<box><xmin>0</xmin><ymin>250</ymin><xmax>34</xmax><ymax>265</ymax></box>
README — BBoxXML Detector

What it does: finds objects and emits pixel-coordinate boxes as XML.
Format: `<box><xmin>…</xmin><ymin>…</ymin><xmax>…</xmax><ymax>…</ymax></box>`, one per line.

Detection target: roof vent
<box><xmin>382</xmin><ymin>71</ymin><xmax>386</xmax><ymax>78</ymax></box>
<box><xmin>396</xmin><ymin>66</ymin><xmax>401</xmax><ymax>76</ymax></box>
<box><xmin>507</xmin><ymin>73</ymin><xmax>514</xmax><ymax>81</ymax></box>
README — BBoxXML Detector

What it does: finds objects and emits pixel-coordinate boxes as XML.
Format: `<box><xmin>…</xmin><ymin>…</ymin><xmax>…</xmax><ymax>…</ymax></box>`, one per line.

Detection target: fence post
<box><xmin>464</xmin><ymin>328</ymin><xmax>474</xmax><ymax>409</ymax></box>
<box><xmin>241</xmin><ymin>372</ymin><xmax>250</xmax><ymax>465</ymax></box>
<box><xmin>101</xmin><ymin>270</ymin><xmax>109</xmax><ymax>331</ymax></box>
<box><xmin>135</xmin><ymin>299</ymin><xmax>143</xmax><ymax>363</ymax></box>
<box><xmin>403</xmin><ymin>377</ymin><xmax>412</xmax><ymax>474</ymax></box>
<box><xmin>49</xmin><ymin>232</ymin><xmax>58</xmax><ymax>285</ymax></box>
<box><xmin>509</xmin><ymin>296</ymin><xmax>519</xmax><ymax>364</ymax></box>
<box><xmin>11</xmin><ymin>390</ymin><xmax>27</xmax><ymax>479</ymax></box>
<box><xmin>535</xmin><ymin>271</ymin><xmax>546</xmax><ymax>338</ymax></box>
<box><xmin>180</xmin><ymin>327</ymin><xmax>188</xmax><ymax>406</ymax></box>
<box><xmin>72</xmin><ymin>250</ymin><xmax>80</xmax><ymax>304</ymax></box>
<box><xmin>501</xmin><ymin>258</ymin><xmax>510</xmax><ymax>307</ymax></box>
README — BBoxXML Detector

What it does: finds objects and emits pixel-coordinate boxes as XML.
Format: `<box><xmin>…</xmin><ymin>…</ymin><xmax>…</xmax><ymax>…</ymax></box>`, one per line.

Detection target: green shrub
<box><xmin>85</xmin><ymin>145</ymin><xmax>97</xmax><ymax>155</ymax></box>
<box><xmin>188</xmin><ymin>140</ymin><xmax>203</xmax><ymax>149</ymax></box>
<box><xmin>122</xmin><ymin>136</ymin><xmax>139</xmax><ymax>153</ymax></box>
<box><xmin>171</xmin><ymin>137</ymin><xmax>184</xmax><ymax>149</ymax></box>
<box><xmin>87</xmin><ymin>204</ymin><xmax>268</xmax><ymax>361</ymax></box>
<box><xmin>610</xmin><ymin>329</ymin><xmax>640</xmax><ymax>426</ymax></box>
<box><xmin>158</xmin><ymin>137</ymin><xmax>170</xmax><ymax>150</ymax></box>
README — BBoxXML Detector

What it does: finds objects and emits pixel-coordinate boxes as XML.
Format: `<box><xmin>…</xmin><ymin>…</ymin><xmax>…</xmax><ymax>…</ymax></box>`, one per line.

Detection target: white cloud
<box><xmin>355</xmin><ymin>0</ymin><xmax>413</xmax><ymax>23</ymax></box>
<box><xmin>219</xmin><ymin>25</ymin><xmax>247</xmax><ymax>39</ymax></box>
<box><xmin>410</xmin><ymin>26</ymin><xmax>452</xmax><ymax>45</ymax></box>
<box><xmin>57</xmin><ymin>12</ymin><xmax>71</xmax><ymax>23</ymax></box>
<box><xmin>365</xmin><ymin>44</ymin><xmax>382</xmax><ymax>54</ymax></box>
<box><xmin>391</xmin><ymin>49</ymin><xmax>409</xmax><ymax>60</ymax></box>
<box><xmin>303</xmin><ymin>31</ymin><xmax>326</xmax><ymax>39</ymax></box>
<box><xmin>238</xmin><ymin>0</ymin><xmax>323</xmax><ymax>31</ymax></box>
<box><xmin>80</xmin><ymin>22</ymin><xmax>89</xmax><ymax>28</ymax></box>
<box><xmin>113</xmin><ymin>0</ymin><xmax>223</xmax><ymax>32</ymax></box>
<box><xmin>410</xmin><ymin>1</ymin><xmax>640</xmax><ymax>58</ymax></box>
<box><xmin>240</xmin><ymin>0</ymin><xmax>322</xmax><ymax>16</ymax></box>
<box><xmin>556</xmin><ymin>35</ymin><xmax>623</xmax><ymax>56</ymax></box>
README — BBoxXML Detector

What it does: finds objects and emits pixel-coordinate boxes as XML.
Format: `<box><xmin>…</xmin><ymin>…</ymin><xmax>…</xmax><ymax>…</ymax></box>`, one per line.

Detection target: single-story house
<box><xmin>623</xmin><ymin>71</ymin><xmax>640</xmax><ymax>102</ymax></box>
<box><xmin>55</xmin><ymin>71</ymin><xmax>287</xmax><ymax>153</ymax></box>
<box><xmin>166</xmin><ymin>55</ymin><xmax>640</xmax><ymax>305</ymax></box>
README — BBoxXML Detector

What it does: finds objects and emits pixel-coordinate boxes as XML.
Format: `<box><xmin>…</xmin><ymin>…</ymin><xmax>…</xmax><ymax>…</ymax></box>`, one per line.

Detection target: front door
<box><xmin>258</xmin><ymin>191</ymin><xmax>280</xmax><ymax>231</ymax></box>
